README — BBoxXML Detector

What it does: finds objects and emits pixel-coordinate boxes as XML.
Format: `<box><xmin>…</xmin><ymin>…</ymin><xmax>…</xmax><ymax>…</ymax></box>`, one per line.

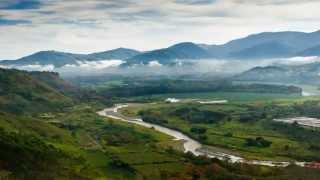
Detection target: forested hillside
<box><xmin>0</xmin><ymin>68</ymin><xmax>74</xmax><ymax>114</ymax></box>
<box><xmin>0</xmin><ymin>68</ymin><xmax>319</xmax><ymax>179</ymax></box>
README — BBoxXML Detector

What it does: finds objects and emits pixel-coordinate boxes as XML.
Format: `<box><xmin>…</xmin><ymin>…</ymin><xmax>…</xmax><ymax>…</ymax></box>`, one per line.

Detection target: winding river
<box><xmin>97</xmin><ymin>104</ymin><xmax>306</xmax><ymax>167</ymax></box>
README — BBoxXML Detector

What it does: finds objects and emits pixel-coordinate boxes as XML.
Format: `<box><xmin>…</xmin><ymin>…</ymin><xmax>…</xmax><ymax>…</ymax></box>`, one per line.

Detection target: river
<box><xmin>97</xmin><ymin>104</ymin><xmax>306</xmax><ymax>167</ymax></box>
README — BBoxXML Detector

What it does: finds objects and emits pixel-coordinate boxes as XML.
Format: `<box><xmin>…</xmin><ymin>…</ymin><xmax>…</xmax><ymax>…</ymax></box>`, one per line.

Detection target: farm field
<box><xmin>121</xmin><ymin>93</ymin><xmax>320</xmax><ymax>162</ymax></box>
<box><xmin>46</xmin><ymin>104</ymin><xmax>187</xmax><ymax>179</ymax></box>
<box><xmin>1</xmin><ymin>68</ymin><xmax>320</xmax><ymax>179</ymax></box>
<box><xmin>122</xmin><ymin>91</ymin><xmax>310</xmax><ymax>104</ymax></box>
<box><xmin>8</xmin><ymin>102</ymin><xmax>318</xmax><ymax>179</ymax></box>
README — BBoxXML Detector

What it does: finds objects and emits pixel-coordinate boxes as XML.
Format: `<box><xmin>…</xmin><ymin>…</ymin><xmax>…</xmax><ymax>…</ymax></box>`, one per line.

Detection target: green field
<box><xmin>1</xmin><ymin>68</ymin><xmax>320</xmax><ymax>179</ymax></box>
<box><xmin>5</xmin><ymin>102</ymin><xmax>301</xmax><ymax>180</ymax></box>
<box><xmin>126</xmin><ymin>91</ymin><xmax>303</xmax><ymax>103</ymax></box>
<box><xmin>122</xmin><ymin>94</ymin><xmax>320</xmax><ymax>161</ymax></box>
<box><xmin>2</xmin><ymin>101</ymin><xmax>320</xmax><ymax>179</ymax></box>
<box><xmin>46</xmin><ymin>104</ymin><xmax>188</xmax><ymax>179</ymax></box>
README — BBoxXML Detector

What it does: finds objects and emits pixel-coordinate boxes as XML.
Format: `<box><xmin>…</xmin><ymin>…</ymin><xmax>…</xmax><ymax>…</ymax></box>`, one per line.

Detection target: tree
<box><xmin>245</xmin><ymin>137</ymin><xmax>272</xmax><ymax>148</ymax></box>
<box><xmin>190</xmin><ymin>127</ymin><xmax>207</xmax><ymax>134</ymax></box>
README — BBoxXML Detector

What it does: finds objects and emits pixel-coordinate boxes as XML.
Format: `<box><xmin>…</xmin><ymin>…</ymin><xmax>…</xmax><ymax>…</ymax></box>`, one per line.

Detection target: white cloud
<box><xmin>274</xmin><ymin>56</ymin><xmax>320</xmax><ymax>66</ymax></box>
<box><xmin>148</xmin><ymin>61</ymin><xmax>162</xmax><ymax>67</ymax></box>
<box><xmin>3</xmin><ymin>56</ymin><xmax>320</xmax><ymax>77</ymax></box>
<box><xmin>75</xmin><ymin>60</ymin><xmax>124</xmax><ymax>69</ymax></box>
<box><xmin>0</xmin><ymin>65</ymin><xmax>9</xmax><ymax>69</ymax></box>
<box><xmin>14</xmin><ymin>64</ymin><xmax>55</xmax><ymax>71</ymax></box>
<box><xmin>0</xmin><ymin>0</ymin><xmax>320</xmax><ymax>59</ymax></box>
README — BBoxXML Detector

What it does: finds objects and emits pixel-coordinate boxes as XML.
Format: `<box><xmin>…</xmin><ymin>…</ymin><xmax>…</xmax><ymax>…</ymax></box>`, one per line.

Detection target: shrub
<box><xmin>139</xmin><ymin>111</ymin><xmax>168</xmax><ymax>124</ymax></box>
<box><xmin>172</xmin><ymin>107</ymin><xmax>226</xmax><ymax>124</ymax></box>
<box><xmin>224</xmin><ymin>132</ymin><xmax>233</xmax><ymax>137</ymax></box>
<box><xmin>190</xmin><ymin>127</ymin><xmax>207</xmax><ymax>134</ymax></box>
<box><xmin>109</xmin><ymin>156</ymin><xmax>135</xmax><ymax>173</ymax></box>
<box><xmin>245</xmin><ymin>137</ymin><xmax>272</xmax><ymax>148</ymax></box>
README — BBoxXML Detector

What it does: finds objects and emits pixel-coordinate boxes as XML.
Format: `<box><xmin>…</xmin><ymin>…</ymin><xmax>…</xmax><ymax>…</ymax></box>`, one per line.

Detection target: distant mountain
<box><xmin>169</xmin><ymin>42</ymin><xmax>211</xmax><ymax>58</ymax></box>
<box><xmin>125</xmin><ymin>42</ymin><xmax>211</xmax><ymax>65</ymax></box>
<box><xmin>86</xmin><ymin>48</ymin><xmax>141</xmax><ymax>61</ymax></box>
<box><xmin>228</xmin><ymin>42</ymin><xmax>294</xmax><ymax>59</ymax></box>
<box><xmin>234</xmin><ymin>66</ymin><xmax>290</xmax><ymax>82</ymax></box>
<box><xmin>0</xmin><ymin>51</ymin><xmax>86</xmax><ymax>67</ymax></box>
<box><xmin>206</xmin><ymin>31</ymin><xmax>320</xmax><ymax>58</ymax></box>
<box><xmin>221</xmin><ymin>31</ymin><xmax>303</xmax><ymax>51</ymax></box>
<box><xmin>234</xmin><ymin>62</ymin><xmax>320</xmax><ymax>85</ymax></box>
<box><xmin>2</xmin><ymin>30</ymin><xmax>320</xmax><ymax>69</ymax></box>
<box><xmin>0</xmin><ymin>48</ymin><xmax>140</xmax><ymax>68</ymax></box>
<box><xmin>296</xmin><ymin>45</ymin><xmax>320</xmax><ymax>57</ymax></box>
<box><xmin>125</xmin><ymin>31</ymin><xmax>320</xmax><ymax>65</ymax></box>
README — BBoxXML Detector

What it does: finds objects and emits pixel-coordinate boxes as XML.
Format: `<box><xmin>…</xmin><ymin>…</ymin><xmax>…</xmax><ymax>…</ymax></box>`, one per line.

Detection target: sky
<box><xmin>0</xmin><ymin>0</ymin><xmax>319</xmax><ymax>59</ymax></box>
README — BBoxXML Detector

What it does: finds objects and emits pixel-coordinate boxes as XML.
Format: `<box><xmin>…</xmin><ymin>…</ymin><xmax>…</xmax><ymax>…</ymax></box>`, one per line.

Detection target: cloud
<box><xmin>0</xmin><ymin>0</ymin><xmax>320</xmax><ymax>59</ymax></box>
<box><xmin>73</xmin><ymin>60</ymin><xmax>124</xmax><ymax>69</ymax></box>
<box><xmin>54</xmin><ymin>58</ymin><xmax>307</xmax><ymax>77</ymax></box>
<box><xmin>274</xmin><ymin>56</ymin><xmax>320</xmax><ymax>66</ymax></box>
<box><xmin>175</xmin><ymin>0</ymin><xmax>216</xmax><ymax>5</ymax></box>
<box><xmin>148</xmin><ymin>61</ymin><xmax>163</xmax><ymax>67</ymax></box>
<box><xmin>3</xmin><ymin>56</ymin><xmax>320</xmax><ymax>77</ymax></box>
<box><xmin>57</xmin><ymin>60</ymin><xmax>124</xmax><ymax>76</ymax></box>
<box><xmin>231</xmin><ymin>0</ymin><xmax>319</xmax><ymax>6</ymax></box>
<box><xmin>14</xmin><ymin>64</ymin><xmax>55</xmax><ymax>71</ymax></box>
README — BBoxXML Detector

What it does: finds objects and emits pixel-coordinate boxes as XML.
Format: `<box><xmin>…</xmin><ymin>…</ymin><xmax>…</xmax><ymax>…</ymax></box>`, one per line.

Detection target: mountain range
<box><xmin>234</xmin><ymin>62</ymin><xmax>320</xmax><ymax>85</ymax></box>
<box><xmin>1</xmin><ymin>30</ymin><xmax>320</xmax><ymax>68</ymax></box>
<box><xmin>0</xmin><ymin>48</ymin><xmax>140</xmax><ymax>68</ymax></box>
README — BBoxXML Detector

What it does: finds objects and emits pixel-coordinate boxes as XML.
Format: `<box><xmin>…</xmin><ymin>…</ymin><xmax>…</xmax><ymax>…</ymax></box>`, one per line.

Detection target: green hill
<box><xmin>0</xmin><ymin>68</ymin><xmax>74</xmax><ymax>114</ymax></box>
<box><xmin>0</xmin><ymin>68</ymin><xmax>319</xmax><ymax>179</ymax></box>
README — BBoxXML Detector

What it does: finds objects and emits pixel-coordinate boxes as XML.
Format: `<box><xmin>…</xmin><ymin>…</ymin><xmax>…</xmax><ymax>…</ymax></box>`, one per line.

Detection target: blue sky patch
<box><xmin>0</xmin><ymin>18</ymin><xmax>30</xmax><ymax>26</ymax></box>
<box><xmin>0</xmin><ymin>0</ymin><xmax>42</xmax><ymax>10</ymax></box>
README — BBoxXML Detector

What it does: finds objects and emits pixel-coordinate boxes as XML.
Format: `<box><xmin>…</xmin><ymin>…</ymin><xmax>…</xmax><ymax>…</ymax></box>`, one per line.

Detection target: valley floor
<box><xmin>99</xmin><ymin>103</ymin><xmax>303</xmax><ymax>167</ymax></box>
<box><xmin>118</xmin><ymin>92</ymin><xmax>320</xmax><ymax>162</ymax></box>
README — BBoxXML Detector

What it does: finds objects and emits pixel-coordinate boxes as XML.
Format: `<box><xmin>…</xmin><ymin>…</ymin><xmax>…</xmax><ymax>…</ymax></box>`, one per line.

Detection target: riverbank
<box><xmin>98</xmin><ymin>103</ymin><xmax>307</xmax><ymax>167</ymax></box>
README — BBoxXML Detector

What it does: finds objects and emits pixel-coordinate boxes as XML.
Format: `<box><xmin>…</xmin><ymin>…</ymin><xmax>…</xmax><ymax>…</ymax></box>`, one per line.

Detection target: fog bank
<box><xmin>1</xmin><ymin>56</ymin><xmax>320</xmax><ymax>78</ymax></box>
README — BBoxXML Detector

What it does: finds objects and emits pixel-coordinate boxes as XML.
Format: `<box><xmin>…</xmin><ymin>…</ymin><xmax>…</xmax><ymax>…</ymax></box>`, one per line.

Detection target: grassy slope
<box><xmin>45</xmin><ymin>104</ymin><xmax>320</xmax><ymax>180</ymax></box>
<box><xmin>0</xmin><ymin>101</ymin><xmax>188</xmax><ymax>179</ymax></box>
<box><xmin>0</xmin><ymin>68</ymin><xmax>73</xmax><ymax>114</ymax></box>
<box><xmin>0</xmin><ymin>69</ymin><xmax>187</xmax><ymax>179</ymax></box>
<box><xmin>1</xmin><ymin>95</ymin><xmax>318</xmax><ymax>179</ymax></box>
<box><xmin>48</xmin><ymin>104</ymin><xmax>184</xmax><ymax>179</ymax></box>
<box><xmin>0</xmin><ymin>69</ymin><xmax>319</xmax><ymax>179</ymax></box>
